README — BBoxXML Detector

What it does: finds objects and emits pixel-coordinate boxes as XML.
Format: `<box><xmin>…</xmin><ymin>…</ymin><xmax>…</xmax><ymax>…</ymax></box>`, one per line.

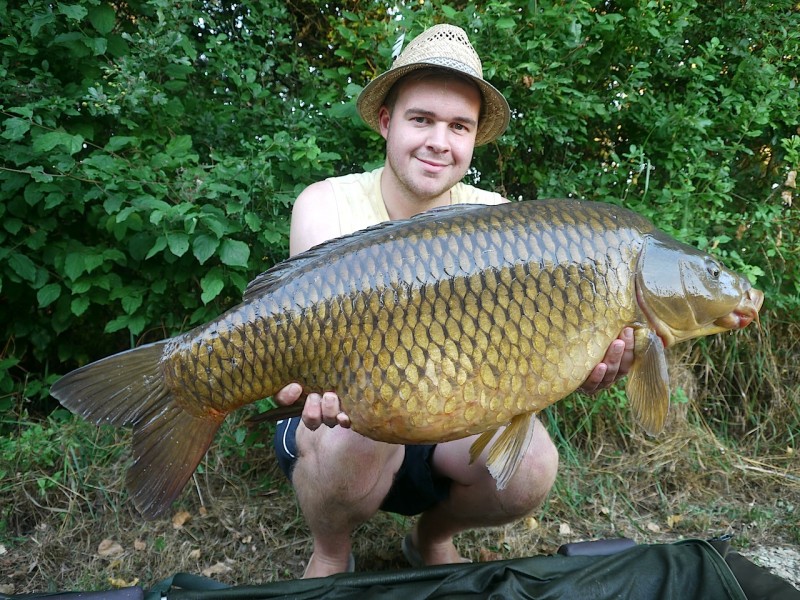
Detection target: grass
<box><xmin>1</xmin><ymin>317</ymin><xmax>798</xmax><ymax>594</ymax></box>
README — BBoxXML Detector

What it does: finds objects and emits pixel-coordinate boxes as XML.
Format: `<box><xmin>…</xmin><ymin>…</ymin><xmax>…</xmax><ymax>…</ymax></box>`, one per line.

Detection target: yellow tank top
<box><xmin>326</xmin><ymin>167</ymin><xmax>507</xmax><ymax>236</ymax></box>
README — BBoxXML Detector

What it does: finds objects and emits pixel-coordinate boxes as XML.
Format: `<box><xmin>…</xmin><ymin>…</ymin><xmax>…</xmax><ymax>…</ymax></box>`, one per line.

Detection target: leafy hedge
<box><xmin>1</xmin><ymin>0</ymin><xmax>798</xmax><ymax>417</ymax></box>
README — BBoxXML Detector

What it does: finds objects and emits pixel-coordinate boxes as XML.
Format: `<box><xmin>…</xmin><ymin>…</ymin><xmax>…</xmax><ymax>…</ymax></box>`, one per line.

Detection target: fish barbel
<box><xmin>51</xmin><ymin>200</ymin><xmax>763</xmax><ymax>518</ymax></box>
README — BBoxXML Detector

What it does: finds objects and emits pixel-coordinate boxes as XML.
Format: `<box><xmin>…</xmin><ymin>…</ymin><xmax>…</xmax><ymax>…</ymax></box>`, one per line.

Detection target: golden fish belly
<box><xmin>164</xmin><ymin>201</ymin><xmax>644</xmax><ymax>443</ymax></box>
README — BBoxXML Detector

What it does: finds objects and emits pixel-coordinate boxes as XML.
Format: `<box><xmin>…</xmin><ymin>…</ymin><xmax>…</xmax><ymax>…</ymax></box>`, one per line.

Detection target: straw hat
<box><xmin>356</xmin><ymin>24</ymin><xmax>510</xmax><ymax>147</ymax></box>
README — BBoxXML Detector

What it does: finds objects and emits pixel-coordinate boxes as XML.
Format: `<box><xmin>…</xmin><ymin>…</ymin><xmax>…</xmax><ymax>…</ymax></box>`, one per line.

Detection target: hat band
<box><xmin>410</xmin><ymin>56</ymin><xmax>481</xmax><ymax>79</ymax></box>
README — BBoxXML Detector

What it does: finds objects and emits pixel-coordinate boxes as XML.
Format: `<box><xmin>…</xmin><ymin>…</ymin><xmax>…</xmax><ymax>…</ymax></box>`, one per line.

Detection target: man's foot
<box><xmin>302</xmin><ymin>552</ymin><xmax>355</xmax><ymax>578</ymax></box>
<box><xmin>402</xmin><ymin>530</ymin><xmax>470</xmax><ymax>568</ymax></box>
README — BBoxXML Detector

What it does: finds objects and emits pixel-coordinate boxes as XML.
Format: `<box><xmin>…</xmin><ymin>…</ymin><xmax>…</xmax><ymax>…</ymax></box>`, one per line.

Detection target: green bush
<box><xmin>1</xmin><ymin>0</ymin><xmax>798</xmax><ymax>443</ymax></box>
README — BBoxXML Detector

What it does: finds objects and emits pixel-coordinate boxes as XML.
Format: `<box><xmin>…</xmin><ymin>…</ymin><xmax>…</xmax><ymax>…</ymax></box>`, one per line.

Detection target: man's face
<box><xmin>379</xmin><ymin>75</ymin><xmax>481</xmax><ymax>202</ymax></box>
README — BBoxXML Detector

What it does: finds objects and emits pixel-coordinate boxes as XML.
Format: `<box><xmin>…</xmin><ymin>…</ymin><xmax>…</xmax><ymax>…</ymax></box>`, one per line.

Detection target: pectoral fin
<box><xmin>626</xmin><ymin>328</ymin><xmax>670</xmax><ymax>435</ymax></box>
<box><xmin>469</xmin><ymin>412</ymin><xmax>536</xmax><ymax>490</ymax></box>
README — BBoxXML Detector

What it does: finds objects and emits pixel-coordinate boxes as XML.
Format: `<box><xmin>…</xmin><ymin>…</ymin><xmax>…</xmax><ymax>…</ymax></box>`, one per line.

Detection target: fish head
<box><xmin>636</xmin><ymin>234</ymin><xmax>764</xmax><ymax>346</ymax></box>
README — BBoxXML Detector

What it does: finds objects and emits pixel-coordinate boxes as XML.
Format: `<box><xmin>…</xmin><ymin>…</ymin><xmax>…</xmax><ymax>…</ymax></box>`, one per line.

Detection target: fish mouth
<box><xmin>713</xmin><ymin>287</ymin><xmax>764</xmax><ymax>330</ymax></box>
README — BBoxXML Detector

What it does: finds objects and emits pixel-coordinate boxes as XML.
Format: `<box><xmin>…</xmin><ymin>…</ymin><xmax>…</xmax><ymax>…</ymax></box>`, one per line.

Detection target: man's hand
<box><xmin>274</xmin><ymin>382</ymin><xmax>351</xmax><ymax>430</ymax></box>
<box><xmin>579</xmin><ymin>327</ymin><xmax>635</xmax><ymax>394</ymax></box>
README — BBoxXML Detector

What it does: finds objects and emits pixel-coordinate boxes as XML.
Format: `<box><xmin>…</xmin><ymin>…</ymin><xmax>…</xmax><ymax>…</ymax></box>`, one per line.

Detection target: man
<box><xmin>273</xmin><ymin>24</ymin><xmax>634</xmax><ymax>578</ymax></box>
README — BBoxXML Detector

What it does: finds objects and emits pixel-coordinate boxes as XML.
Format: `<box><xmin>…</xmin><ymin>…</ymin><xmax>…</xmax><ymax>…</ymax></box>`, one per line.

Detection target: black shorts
<box><xmin>273</xmin><ymin>417</ymin><xmax>451</xmax><ymax>516</ymax></box>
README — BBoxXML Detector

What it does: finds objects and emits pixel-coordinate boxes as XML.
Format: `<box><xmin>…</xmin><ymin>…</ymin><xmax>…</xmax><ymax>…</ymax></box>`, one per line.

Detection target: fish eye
<box><xmin>706</xmin><ymin>258</ymin><xmax>721</xmax><ymax>279</ymax></box>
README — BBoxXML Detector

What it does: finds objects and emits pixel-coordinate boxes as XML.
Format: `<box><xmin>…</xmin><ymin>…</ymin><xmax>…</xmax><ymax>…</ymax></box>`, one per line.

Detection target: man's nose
<box><xmin>426</xmin><ymin>124</ymin><xmax>450</xmax><ymax>152</ymax></box>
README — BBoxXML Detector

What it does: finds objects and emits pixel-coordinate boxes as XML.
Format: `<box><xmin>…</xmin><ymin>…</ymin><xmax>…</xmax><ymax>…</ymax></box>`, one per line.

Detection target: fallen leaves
<box><xmin>172</xmin><ymin>510</ymin><xmax>192</xmax><ymax>529</ymax></box>
<box><xmin>666</xmin><ymin>514</ymin><xmax>684</xmax><ymax>529</ymax></box>
<box><xmin>202</xmin><ymin>559</ymin><xmax>234</xmax><ymax>578</ymax></box>
<box><xmin>97</xmin><ymin>539</ymin><xmax>124</xmax><ymax>558</ymax></box>
<box><xmin>478</xmin><ymin>548</ymin><xmax>503</xmax><ymax>562</ymax></box>
<box><xmin>108</xmin><ymin>576</ymin><xmax>140</xmax><ymax>588</ymax></box>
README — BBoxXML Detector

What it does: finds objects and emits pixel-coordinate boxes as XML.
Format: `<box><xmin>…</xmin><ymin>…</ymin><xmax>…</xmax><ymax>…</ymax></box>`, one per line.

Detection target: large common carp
<box><xmin>51</xmin><ymin>199</ymin><xmax>763</xmax><ymax>518</ymax></box>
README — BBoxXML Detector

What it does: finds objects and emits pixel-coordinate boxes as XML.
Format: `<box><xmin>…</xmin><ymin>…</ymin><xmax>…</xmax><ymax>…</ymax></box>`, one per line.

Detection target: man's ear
<box><xmin>378</xmin><ymin>106</ymin><xmax>391</xmax><ymax>139</ymax></box>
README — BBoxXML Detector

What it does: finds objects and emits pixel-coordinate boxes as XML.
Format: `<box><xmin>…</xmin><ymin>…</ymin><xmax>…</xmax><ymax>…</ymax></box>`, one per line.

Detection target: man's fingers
<box><xmin>582</xmin><ymin>363</ymin><xmax>608</xmax><ymax>394</ymax></box>
<box><xmin>601</xmin><ymin>339</ymin><xmax>626</xmax><ymax>384</ymax></box>
<box><xmin>618</xmin><ymin>326</ymin><xmax>635</xmax><ymax>377</ymax></box>
<box><xmin>274</xmin><ymin>382</ymin><xmax>304</xmax><ymax>406</ymax></box>
<box><xmin>321</xmin><ymin>391</ymin><xmax>341</xmax><ymax>427</ymax></box>
<box><xmin>302</xmin><ymin>393</ymin><xmax>323</xmax><ymax>430</ymax></box>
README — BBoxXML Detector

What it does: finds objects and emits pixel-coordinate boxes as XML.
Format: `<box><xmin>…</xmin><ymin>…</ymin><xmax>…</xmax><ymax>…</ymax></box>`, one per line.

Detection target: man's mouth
<box><xmin>416</xmin><ymin>156</ymin><xmax>450</xmax><ymax>169</ymax></box>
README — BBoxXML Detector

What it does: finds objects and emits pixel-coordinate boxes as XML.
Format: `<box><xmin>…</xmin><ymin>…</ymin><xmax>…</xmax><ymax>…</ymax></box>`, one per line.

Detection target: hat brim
<box><xmin>356</xmin><ymin>61</ymin><xmax>510</xmax><ymax>147</ymax></box>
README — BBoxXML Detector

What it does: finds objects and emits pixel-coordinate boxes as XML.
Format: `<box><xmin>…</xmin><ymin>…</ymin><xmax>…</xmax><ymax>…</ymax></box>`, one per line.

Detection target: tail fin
<box><xmin>50</xmin><ymin>341</ymin><xmax>223</xmax><ymax>519</ymax></box>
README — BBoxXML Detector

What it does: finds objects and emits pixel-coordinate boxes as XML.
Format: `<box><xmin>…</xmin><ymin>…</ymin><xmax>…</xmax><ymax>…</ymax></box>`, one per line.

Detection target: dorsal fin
<box><xmin>243</xmin><ymin>203</ymin><xmax>489</xmax><ymax>301</ymax></box>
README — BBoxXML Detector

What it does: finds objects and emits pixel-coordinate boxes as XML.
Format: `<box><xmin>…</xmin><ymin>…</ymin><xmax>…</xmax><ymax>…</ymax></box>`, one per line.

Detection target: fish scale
<box><xmin>51</xmin><ymin>199</ymin><xmax>763</xmax><ymax>518</ymax></box>
<box><xmin>163</xmin><ymin>201</ymin><xmax>639</xmax><ymax>443</ymax></box>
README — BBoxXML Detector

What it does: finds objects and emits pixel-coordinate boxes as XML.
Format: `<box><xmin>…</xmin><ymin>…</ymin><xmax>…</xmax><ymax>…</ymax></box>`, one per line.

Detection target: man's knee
<box><xmin>294</xmin><ymin>426</ymin><xmax>404</xmax><ymax>502</ymax></box>
<box><xmin>500</xmin><ymin>429</ymin><xmax>559</xmax><ymax>517</ymax></box>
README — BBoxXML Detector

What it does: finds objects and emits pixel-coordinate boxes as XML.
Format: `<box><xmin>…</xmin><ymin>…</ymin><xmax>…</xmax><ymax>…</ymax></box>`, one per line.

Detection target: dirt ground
<box><xmin>744</xmin><ymin>546</ymin><xmax>800</xmax><ymax>589</ymax></box>
<box><xmin>1</xmin><ymin>425</ymin><xmax>798</xmax><ymax>596</ymax></box>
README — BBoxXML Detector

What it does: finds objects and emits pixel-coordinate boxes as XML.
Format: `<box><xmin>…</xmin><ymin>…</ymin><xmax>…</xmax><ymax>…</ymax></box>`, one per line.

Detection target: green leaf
<box><xmin>84</xmin><ymin>253</ymin><xmax>104</xmax><ymax>274</ymax></box>
<box><xmin>219</xmin><ymin>239</ymin><xmax>250</xmax><ymax>268</ymax></box>
<box><xmin>31</xmin><ymin>12</ymin><xmax>57</xmax><ymax>37</ymax></box>
<box><xmin>71</xmin><ymin>296</ymin><xmax>90</xmax><ymax>317</ymax></box>
<box><xmin>4</xmin><ymin>218</ymin><xmax>23</xmax><ymax>234</ymax></box>
<box><xmin>37</xmin><ymin>283</ymin><xmax>61</xmax><ymax>308</ymax></box>
<box><xmin>146</xmin><ymin>236</ymin><xmax>167</xmax><ymax>259</ymax></box>
<box><xmin>44</xmin><ymin>192</ymin><xmax>66</xmax><ymax>210</ymax></box>
<box><xmin>64</xmin><ymin>253</ymin><xmax>85</xmax><ymax>280</ymax></box>
<box><xmin>193</xmin><ymin>234</ymin><xmax>219</xmax><ymax>265</ymax></box>
<box><xmin>202</xmin><ymin>215</ymin><xmax>227</xmax><ymax>238</ymax></box>
<box><xmin>200</xmin><ymin>271</ymin><xmax>225</xmax><ymax>304</ymax></box>
<box><xmin>82</xmin><ymin>154</ymin><xmax>117</xmax><ymax>171</ymax></box>
<box><xmin>88</xmin><ymin>3</ymin><xmax>115</xmax><ymax>35</ymax></box>
<box><xmin>103</xmin><ymin>195</ymin><xmax>124</xmax><ymax>214</ymax></box>
<box><xmin>166</xmin><ymin>135</ymin><xmax>192</xmax><ymax>157</ymax></box>
<box><xmin>26</xmin><ymin>167</ymin><xmax>53</xmax><ymax>183</ymax></box>
<box><xmin>33</xmin><ymin>131</ymin><xmax>84</xmax><ymax>154</ymax></box>
<box><xmin>104</xmin><ymin>315</ymin><xmax>127</xmax><ymax>333</ymax></box>
<box><xmin>167</xmin><ymin>232</ymin><xmax>190</xmax><ymax>257</ymax></box>
<box><xmin>496</xmin><ymin>17</ymin><xmax>516</xmax><ymax>30</ymax></box>
<box><xmin>105</xmin><ymin>136</ymin><xmax>137</xmax><ymax>152</ymax></box>
<box><xmin>8</xmin><ymin>252</ymin><xmax>37</xmax><ymax>282</ymax></box>
<box><xmin>2</xmin><ymin>117</ymin><xmax>30</xmax><ymax>141</ymax></box>
<box><xmin>122</xmin><ymin>295</ymin><xmax>143</xmax><ymax>315</ymax></box>
<box><xmin>104</xmin><ymin>314</ymin><xmax>144</xmax><ymax>335</ymax></box>
<box><xmin>83</xmin><ymin>36</ymin><xmax>108</xmax><ymax>56</ymax></box>
<box><xmin>58</xmin><ymin>4</ymin><xmax>88</xmax><ymax>21</ymax></box>
<box><xmin>244</xmin><ymin>213</ymin><xmax>262</xmax><ymax>232</ymax></box>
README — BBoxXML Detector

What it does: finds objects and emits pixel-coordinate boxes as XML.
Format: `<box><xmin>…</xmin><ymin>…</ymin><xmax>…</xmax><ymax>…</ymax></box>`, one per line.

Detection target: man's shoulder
<box><xmin>452</xmin><ymin>180</ymin><xmax>507</xmax><ymax>205</ymax></box>
<box><xmin>326</xmin><ymin>167</ymin><xmax>382</xmax><ymax>189</ymax></box>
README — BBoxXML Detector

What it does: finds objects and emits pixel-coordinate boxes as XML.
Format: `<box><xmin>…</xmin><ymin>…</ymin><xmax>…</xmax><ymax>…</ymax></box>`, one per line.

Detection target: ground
<box><xmin>1</xmin><ymin>416</ymin><xmax>798</xmax><ymax>596</ymax></box>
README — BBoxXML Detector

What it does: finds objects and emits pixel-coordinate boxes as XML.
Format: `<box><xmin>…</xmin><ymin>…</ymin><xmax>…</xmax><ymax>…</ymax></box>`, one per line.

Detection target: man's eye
<box><xmin>453</xmin><ymin>123</ymin><xmax>466</xmax><ymax>131</ymax></box>
<box><xmin>413</xmin><ymin>116</ymin><xmax>427</xmax><ymax>124</ymax></box>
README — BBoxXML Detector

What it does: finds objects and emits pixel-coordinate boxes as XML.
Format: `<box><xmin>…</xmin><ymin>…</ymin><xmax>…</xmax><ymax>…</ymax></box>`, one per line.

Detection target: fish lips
<box><xmin>713</xmin><ymin>287</ymin><xmax>764</xmax><ymax>330</ymax></box>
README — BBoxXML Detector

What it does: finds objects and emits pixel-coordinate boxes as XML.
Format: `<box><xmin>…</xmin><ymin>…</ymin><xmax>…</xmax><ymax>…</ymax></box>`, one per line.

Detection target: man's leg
<box><xmin>292</xmin><ymin>423</ymin><xmax>405</xmax><ymax>578</ymax></box>
<box><xmin>411</xmin><ymin>417</ymin><xmax>558</xmax><ymax>565</ymax></box>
